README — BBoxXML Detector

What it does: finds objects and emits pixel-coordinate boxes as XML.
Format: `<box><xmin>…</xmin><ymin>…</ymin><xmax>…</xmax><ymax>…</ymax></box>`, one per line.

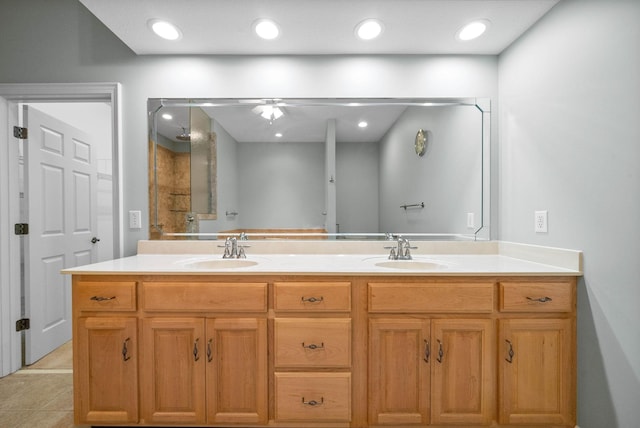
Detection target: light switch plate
<box><xmin>129</xmin><ymin>210</ymin><xmax>142</xmax><ymax>229</ymax></box>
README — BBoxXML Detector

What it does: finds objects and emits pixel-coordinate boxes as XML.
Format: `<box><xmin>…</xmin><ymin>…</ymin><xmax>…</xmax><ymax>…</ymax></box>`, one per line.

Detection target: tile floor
<box><xmin>0</xmin><ymin>341</ymin><xmax>90</xmax><ymax>428</ymax></box>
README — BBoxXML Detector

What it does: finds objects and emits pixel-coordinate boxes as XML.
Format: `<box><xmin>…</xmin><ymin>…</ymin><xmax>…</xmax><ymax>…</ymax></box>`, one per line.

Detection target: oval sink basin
<box><xmin>374</xmin><ymin>260</ymin><xmax>446</xmax><ymax>270</ymax></box>
<box><xmin>183</xmin><ymin>259</ymin><xmax>259</xmax><ymax>270</ymax></box>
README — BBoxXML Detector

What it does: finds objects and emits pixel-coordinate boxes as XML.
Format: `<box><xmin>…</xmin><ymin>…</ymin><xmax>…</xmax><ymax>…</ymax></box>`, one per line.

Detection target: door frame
<box><xmin>0</xmin><ymin>82</ymin><xmax>123</xmax><ymax>376</ymax></box>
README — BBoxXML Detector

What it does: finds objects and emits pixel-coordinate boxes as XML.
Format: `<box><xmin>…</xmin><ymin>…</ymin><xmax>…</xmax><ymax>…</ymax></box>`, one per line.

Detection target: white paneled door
<box><xmin>23</xmin><ymin>106</ymin><xmax>98</xmax><ymax>364</ymax></box>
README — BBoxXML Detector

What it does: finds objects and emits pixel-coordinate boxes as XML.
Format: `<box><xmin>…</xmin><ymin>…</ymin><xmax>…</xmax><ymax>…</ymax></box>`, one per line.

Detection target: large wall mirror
<box><xmin>148</xmin><ymin>98</ymin><xmax>490</xmax><ymax>240</ymax></box>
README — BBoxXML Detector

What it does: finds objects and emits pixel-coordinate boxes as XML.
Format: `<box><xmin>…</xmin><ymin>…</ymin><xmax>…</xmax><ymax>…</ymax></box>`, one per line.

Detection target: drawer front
<box><xmin>75</xmin><ymin>281</ymin><xmax>136</xmax><ymax>311</ymax></box>
<box><xmin>500</xmin><ymin>281</ymin><xmax>574</xmax><ymax>313</ymax></box>
<box><xmin>142</xmin><ymin>282</ymin><xmax>267</xmax><ymax>312</ymax></box>
<box><xmin>274</xmin><ymin>282</ymin><xmax>351</xmax><ymax>312</ymax></box>
<box><xmin>275</xmin><ymin>372</ymin><xmax>351</xmax><ymax>422</ymax></box>
<box><xmin>275</xmin><ymin>318</ymin><xmax>351</xmax><ymax>368</ymax></box>
<box><xmin>369</xmin><ymin>282</ymin><xmax>494</xmax><ymax>313</ymax></box>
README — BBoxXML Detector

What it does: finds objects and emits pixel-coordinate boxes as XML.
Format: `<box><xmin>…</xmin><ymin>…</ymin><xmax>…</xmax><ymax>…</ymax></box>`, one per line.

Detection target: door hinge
<box><xmin>13</xmin><ymin>126</ymin><xmax>28</xmax><ymax>139</ymax></box>
<box><xmin>16</xmin><ymin>318</ymin><xmax>30</xmax><ymax>332</ymax></box>
<box><xmin>14</xmin><ymin>223</ymin><xmax>29</xmax><ymax>235</ymax></box>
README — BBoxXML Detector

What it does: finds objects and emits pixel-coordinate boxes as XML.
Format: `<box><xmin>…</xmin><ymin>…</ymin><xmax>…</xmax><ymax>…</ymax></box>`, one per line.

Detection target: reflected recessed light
<box><xmin>253</xmin><ymin>19</ymin><xmax>280</xmax><ymax>40</ymax></box>
<box><xmin>275</xmin><ymin>133</ymin><xmax>283</xmax><ymax>138</ymax></box>
<box><xmin>148</xmin><ymin>19</ymin><xmax>182</xmax><ymax>41</ymax></box>
<box><xmin>355</xmin><ymin>19</ymin><xmax>383</xmax><ymax>40</ymax></box>
<box><xmin>358</xmin><ymin>121</ymin><xmax>368</xmax><ymax>128</ymax></box>
<box><xmin>161</xmin><ymin>113</ymin><xmax>173</xmax><ymax>120</ymax></box>
<box><xmin>456</xmin><ymin>20</ymin><xmax>490</xmax><ymax>41</ymax></box>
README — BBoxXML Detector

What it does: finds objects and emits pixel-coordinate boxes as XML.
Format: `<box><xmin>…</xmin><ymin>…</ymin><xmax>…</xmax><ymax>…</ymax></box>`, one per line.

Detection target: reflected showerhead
<box><xmin>176</xmin><ymin>127</ymin><xmax>190</xmax><ymax>141</ymax></box>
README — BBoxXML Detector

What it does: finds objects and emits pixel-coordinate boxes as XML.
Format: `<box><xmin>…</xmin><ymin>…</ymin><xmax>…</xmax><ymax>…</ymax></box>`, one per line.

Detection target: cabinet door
<box><xmin>499</xmin><ymin>318</ymin><xmax>574</xmax><ymax>426</ymax></box>
<box><xmin>206</xmin><ymin>318</ymin><xmax>268</xmax><ymax>424</ymax></box>
<box><xmin>76</xmin><ymin>317</ymin><xmax>138</xmax><ymax>424</ymax></box>
<box><xmin>141</xmin><ymin>317</ymin><xmax>206</xmax><ymax>424</ymax></box>
<box><xmin>369</xmin><ymin>318</ymin><xmax>430</xmax><ymax>425</ymax></box>
<box><xmin>431</xmin><ymin>319</ymin><xmax>495</xmax><ymax>425</ymax></box>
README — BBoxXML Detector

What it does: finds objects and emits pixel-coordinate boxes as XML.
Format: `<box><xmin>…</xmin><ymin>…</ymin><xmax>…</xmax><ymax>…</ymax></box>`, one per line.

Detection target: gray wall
<box><xmin>379</xmin><ymin>105</ymin><xmax>482</xmax><ymax>234</ymax></box>
<box><xmin>237</xmin><ymin>141</ymin><xmax>326</xmax><ymax>229</ymax></box>
<box><xmin>498</xmin><ymin>0</ymin><xmax>640</xmax><ymax>426</ymax></box>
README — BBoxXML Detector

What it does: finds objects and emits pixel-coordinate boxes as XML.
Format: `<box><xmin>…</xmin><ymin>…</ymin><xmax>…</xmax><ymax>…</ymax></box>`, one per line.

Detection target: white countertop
<box><xmin>62</xmin><ymin>241</ymin><xmax>582</xmax><ymax>276</ymax></box>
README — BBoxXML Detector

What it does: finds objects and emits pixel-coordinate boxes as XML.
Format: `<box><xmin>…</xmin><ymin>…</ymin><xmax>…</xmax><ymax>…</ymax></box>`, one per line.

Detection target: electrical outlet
<box><xmin>467</xmin><ymin>212</ymin><xmax>475</xmax><ymax>229</ymax></box>
<box><xmin>534</xmin><ymin>210</ymin><xmax>548</xmax><ymax>233</ymax></box>
<box><xmin>129</xmin><ymin>210</ymin><xmax>142</xmax><ymax>229</ymax></box>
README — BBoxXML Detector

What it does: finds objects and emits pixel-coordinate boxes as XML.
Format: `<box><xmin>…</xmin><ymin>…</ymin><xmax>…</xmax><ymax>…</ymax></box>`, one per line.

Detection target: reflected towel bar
<box><xmin>401</xmin><ymin>202</ymin><xmax>425</xmax><ymax>210</ymax></box>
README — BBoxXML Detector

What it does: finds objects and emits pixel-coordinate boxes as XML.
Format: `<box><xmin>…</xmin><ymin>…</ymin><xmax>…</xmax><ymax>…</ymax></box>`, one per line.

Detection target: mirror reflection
<box><xmin>148</xmin><ymin>98</ymin><xmax>490</xmax><ymax>240</ymax></box>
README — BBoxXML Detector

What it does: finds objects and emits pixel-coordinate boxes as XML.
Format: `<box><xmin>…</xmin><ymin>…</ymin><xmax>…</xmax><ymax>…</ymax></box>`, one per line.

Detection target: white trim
<box><xmin>0</xmin><ymin>83</ymin><xmax>122</xmax><ymax>377</ymax></box>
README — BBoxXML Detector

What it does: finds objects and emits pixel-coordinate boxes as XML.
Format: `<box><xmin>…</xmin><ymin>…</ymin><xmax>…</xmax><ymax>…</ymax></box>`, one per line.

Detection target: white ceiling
<box><xmin>79</xmin><ymin>0</ymin><xmax>560</xmax><ymax>55</ymax></box>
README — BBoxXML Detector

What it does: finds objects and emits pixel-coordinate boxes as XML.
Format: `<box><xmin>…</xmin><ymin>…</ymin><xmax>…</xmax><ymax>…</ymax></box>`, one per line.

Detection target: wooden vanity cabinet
<box><xmin>71</xmin><ymin>274</ymin><xmax>576</xmax><ymax>428</ymax></box>
<box><xmin>140</xmin><ymin>280</ymin><xmax>269</xmax><ymax>425</ymax></box>
<box><xmin>141</xmin><ymin>316</ymin><xmax>268</xmax><ymax>425</ymax></box>
<box><xmin>498</xmin><ymin>281</ymin><xmax>576</xmax><ymax>426</ymax></box>
<box><xmin>273</xmin><ymin>281</ymin><xmax>353</xmax><ymax>423</ymax></box>
<box><xmin>73</xmin><ymin>279</ymin><xmax>139</xmax><ymax>425</ymax></box>
<box><xmin>368</xmin><ymin>282</ymin><xmax>495</xmax><ymax>426</ymax></box>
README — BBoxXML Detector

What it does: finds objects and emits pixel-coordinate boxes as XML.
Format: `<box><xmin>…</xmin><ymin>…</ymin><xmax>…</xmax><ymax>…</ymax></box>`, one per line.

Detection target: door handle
<box><xmin>91</xmin><ymin>237</ymin><xmax>100</xmax><ymax>244</ymax></box>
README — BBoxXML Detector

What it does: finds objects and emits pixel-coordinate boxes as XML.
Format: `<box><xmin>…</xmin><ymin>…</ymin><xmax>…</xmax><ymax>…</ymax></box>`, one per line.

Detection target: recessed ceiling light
<box><xmin>358</xmin><ymin>121</ymin><xmax>368</xmax><ymax>128</ymax></box>
<box><xmin>148</xmin><ymin>19</ymin><xmax>182</xmax><ymax>41</ymax></box>
<box><xmin>253</xmin><ymin>19</ymin><xmax>280</xmax><ymax>40</ymax></box>
<box><xmin>355</xmin><ymin>19</ymin><xmax>383</xmax><ymax>41</ymax></box>
<box><xmin>275</xmin><ymin>133</ymin><xmax>283</xmax><ymax>138</ymax></box>
<box><xmin>161</xmin><ymin>113</ymin><xmax>173</xmax><ymax>120</ymax></box>
<box><xmin>456</xmin><ymin>20</ymin><xmax>490</xmax><ymax>41</ymax></box>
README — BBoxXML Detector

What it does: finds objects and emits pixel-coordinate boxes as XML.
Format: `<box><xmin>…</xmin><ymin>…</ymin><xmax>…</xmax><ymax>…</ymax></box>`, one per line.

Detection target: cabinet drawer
<box><xmin>275</xmin><ymin>372</ymin><xmax>351</xmax><ymax>422</ymax></box>
<box><xmin>75</xmin><ymin>281</ymin><xmax>137</xmax><ymax>311</ymax></box>
<box><xmin>369</xmin><ymin>282</ymin><xmax>494</xmax><ymax>313</ymax></box>
<box><xmin>500</xmin><ymin>281</ymin><xmax>574</xmax><ymax>313</ymax></box>
<box><xmin>274</xmin><ymin>282</ymin><xmax>351</xmax><ymax>312</ymax></box>
<box><xmin>142</xmin><ymin>282</ymin><xmax>267</xmax><ymax>312</ymax></box>
<box><xmin>275</xmin><ymin>318</ymin><xmax>351</xmax><ymax>368</ymax></box>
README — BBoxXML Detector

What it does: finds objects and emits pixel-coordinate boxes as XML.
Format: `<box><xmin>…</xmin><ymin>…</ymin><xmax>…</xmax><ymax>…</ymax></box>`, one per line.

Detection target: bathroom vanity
<box><xmin>65</xmin><ymin>240</ymin><xmax>581</xmax><ymax>428</ymax></box>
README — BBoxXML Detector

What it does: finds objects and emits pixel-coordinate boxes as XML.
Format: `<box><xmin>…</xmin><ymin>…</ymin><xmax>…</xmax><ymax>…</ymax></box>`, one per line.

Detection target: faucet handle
<box><xmin>387</xmin><ymin>247</ymin><xmax>397</xmax><ymax>260</ymax></box>
<box><xmin>237</xmin><ymin>246</ymin><xmax>246</xmax><ymax>258</ymax></box>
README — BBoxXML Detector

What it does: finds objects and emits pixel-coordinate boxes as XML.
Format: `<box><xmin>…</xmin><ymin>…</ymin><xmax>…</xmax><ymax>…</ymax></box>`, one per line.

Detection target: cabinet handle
<box><xmin>207</xmin><ymin>339</ymin><xmax>213</xmax><ymax>362</ymax></box>
<box><xmin>526</xmin><ymin>296</ymin><xmax>553</xmax><ymax>303</ymax></box>
<box><xmin>436</xmin><ymin>339</ymin><xmax>444</xmax><ymax>363</ymax></box>
<box><xmin>90</xmin><ymin>295</ymin><xmax>115</xmax><ymax>301</ymax></box>
<box><xmin>193</xmin><ymin>338</ymin><xmax>200</xmax><ymax>362</ymax></box>
<box><xmin>302</xmin><ymin>397</ymin><xmax>324</xmax><ymax>406</ymax></box>
<box><xmin>302</xmin><ymin>342</ymin><xmax>325</xmax><ymax>350</ymax></box>
<box><xmin>505</xmin><ymin>339</ymin><xmax>515</xmax><ymax>363</ymax></box>
<box><xmin>301</xmin><ymin>296</ymin><xmax>324</xmax><ymax>304</ymax></box>
<box><xmin>122</xmin><ymin>337</ymin><xmax>131</xmax><ymax>362</ymax></box>
<box><xmin>423</xmin><ymin>339</ymin><xmax>430</xmax><ymax>363</ymax></box>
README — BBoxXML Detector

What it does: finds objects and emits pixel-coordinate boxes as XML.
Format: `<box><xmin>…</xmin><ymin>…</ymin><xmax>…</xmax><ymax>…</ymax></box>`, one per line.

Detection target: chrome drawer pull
<box><xmin>122</xmin><ymin>337</ymin><xmax>131</xmax><ymax>362</ymax></box>
<box><xmin>193</xmin><ymin>338</ymin><xmax>200</xmax><ymax>362</ymax></box>
<box><xmin>302</xmin><ymin>342</ymin><xmax>325</xmax><ymax>350</ymax></box>
<box><xmin>302</xmin><ymin>397</ymin><xmax>324</xmax><ymax>406</ymax></box>
<box><xmin>301</xmin><ymin>296</ymin><xmax>324</xmax><ymax>304</ymax></box>
<box><xmin>526</xmin><ymin>296</ymin><xmax>553</xmax><ymax>303</ymax></box>
<box><xmin>90</xmin><ymin>295</ymin><xmax>115</xmax><ymax>301</ymax></box>
<box><xmin>505</xmin><ymin>339</ymin><xmax>515</xmax><ymax>363</ymax></box>
<box><xmin>207</xmin><ymin>339</ymin><xmax>213</xmax><ymax>362</ymax></box>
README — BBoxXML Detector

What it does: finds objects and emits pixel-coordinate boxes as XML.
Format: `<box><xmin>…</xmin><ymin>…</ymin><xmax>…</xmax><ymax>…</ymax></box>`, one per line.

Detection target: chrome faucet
<box><xmin>384</xmin><ymin>235</ymin><xmax>416</xmax><ymax>260</ymax></box>
<box><xmin>221</xmin><ymin>236</ymin><xmax>247</xmax><ymax>258</ymax></box>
